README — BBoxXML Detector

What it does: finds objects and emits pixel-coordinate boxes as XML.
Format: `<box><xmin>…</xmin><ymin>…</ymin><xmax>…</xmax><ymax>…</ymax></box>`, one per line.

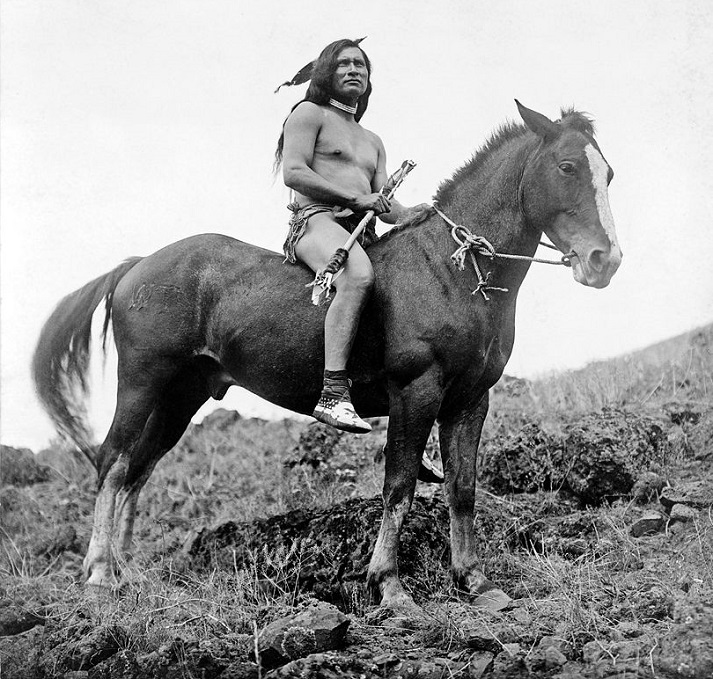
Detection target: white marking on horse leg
<box><xmin>585</xmin><ymin>144</ymin><xmax>622</xmax><ymax>257</ymax></box>
<box><xmin>367</xmin><ymin>497</ymin><xmax>415</xmax><ymax>607</ymax></box>
<box><xmin>115</xmin><ymin>487</ymin><xmax>140</xmax><ymax>555</ymax></box>
<box><xmin>83</xmin><ymin>458</ymin><xmax>127</xmax><ymax>587</ymax></box>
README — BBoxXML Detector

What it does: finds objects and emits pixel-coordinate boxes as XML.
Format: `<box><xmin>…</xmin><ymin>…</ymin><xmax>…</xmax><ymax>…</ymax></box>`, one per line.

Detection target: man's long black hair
<box><xmin>273</xmin><ymin>39</ymin><xmax>373</xmax><ymax>171</ymax></box>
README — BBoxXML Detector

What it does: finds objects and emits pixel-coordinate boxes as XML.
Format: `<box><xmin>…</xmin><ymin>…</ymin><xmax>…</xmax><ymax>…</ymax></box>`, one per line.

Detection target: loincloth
<box><xmin>283</xmin><ymin>202</ymin><xmax>378</xmax><ymax>264</ymax></box>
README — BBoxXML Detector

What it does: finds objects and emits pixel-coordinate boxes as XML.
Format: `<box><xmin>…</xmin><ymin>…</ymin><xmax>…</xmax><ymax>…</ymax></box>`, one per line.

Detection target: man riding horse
<box><xmin>275</xmin><ymin>38</ymin><xmax>432</xmax><ymax>433</ymax></box>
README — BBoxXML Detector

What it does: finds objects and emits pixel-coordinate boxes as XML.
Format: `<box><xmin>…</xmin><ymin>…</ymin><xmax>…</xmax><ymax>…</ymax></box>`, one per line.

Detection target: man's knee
<box><xmin>342</xmin><ymin>260</ymin><xmax>374</xmax><ymax>294</ymax></box>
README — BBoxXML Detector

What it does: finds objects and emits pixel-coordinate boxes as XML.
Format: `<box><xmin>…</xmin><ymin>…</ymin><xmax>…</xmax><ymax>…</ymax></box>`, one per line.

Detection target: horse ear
<box><xmin>515</xmin><ymin>100</ymin><xmax>560</xmax><ymax>141</ymax></box>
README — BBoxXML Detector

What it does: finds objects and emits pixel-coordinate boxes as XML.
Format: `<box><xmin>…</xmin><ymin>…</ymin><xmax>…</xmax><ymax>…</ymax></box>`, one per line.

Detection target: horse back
<box><xmin>108</xmin><ymin>234</ymin><xmax>388</xmax><ymax>414</ymax></box>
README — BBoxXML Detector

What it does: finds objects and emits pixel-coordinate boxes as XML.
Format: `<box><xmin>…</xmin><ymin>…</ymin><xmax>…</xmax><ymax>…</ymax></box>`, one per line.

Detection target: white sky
<box><xmin>2</xmin><ymin>0</ymin><xmax>712</xmax><ymax>450</ymax></box>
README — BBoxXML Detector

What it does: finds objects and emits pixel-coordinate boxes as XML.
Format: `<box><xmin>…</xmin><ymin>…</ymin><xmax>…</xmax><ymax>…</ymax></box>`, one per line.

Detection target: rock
<box><xmin>656</xmin><ymin>602</ymin><xmax>713</xmax><ymax>678</ymax></box>
<box><xmin>544</xmin><ymin>645</ymin><xmax>568</xmax><ymax>669</ymax></box>
<box><xmin>87</xmin><ymin>649</ymin><xmax>141</xmax><ymax>679</ymax></box>
<box><xmin>662</xmin><ymin>401</ymin><xmax>705</xmax><ymax>426</ymax></box>
<box><xmin>464</xmin><ymin>625</ymin><xmax>503</xmax><ymax>653</ymax></box>
<box><xmin>687</xmin><ymin>411</ymin><xmax>713</xmax><ymax>460</ymax></box>
<box><xmin>614</xmin><ymin>621</ymin><xmax>642</xmax><ymax>639</ymax></box>
<box><xmin>0</xmin><ymin>603</ymin><xmax>44</xmax><ymax>636</ymax></box>
<box><xmin>632</xmin><ymin>585</ymin><xmax>673</xmax><ymax>621</ymax></box>
<box><xmin>0</xmin><ymin>445</ymin><xmax>51</xmax><ymax>487</ymax></box>
<box><xmin>561</xmin><ymin>409</ymin><xmax>670</xmax><ymax>505</ymax></box>
<box><xmin>467</xmin><ymin>652</ymin><xmax>495</xmax><ymax>678</ymax></box>
<box><xmin>258</xmin><ymin>603</ymin><xmax>349</xmax><ymax>669</ymax></box>
<box><xmin>670</xmin><ymin>503</ymin><xmax>699</xmax><ymax>523</ymax></box>
<box><xmin>63</xmin><ymin>624</ymin><xmax>128</xmax><ymax>671</ymax></box>
<box><xmin>480</xmin><ymin>409</ymin><xmax>670</xmax><ymax>504</ymax></box>
<box><xmin>631</xmin><ymin>471</ymin><xmax>666</xmax><ymax>503</ymax></box>
<box><xmin>489</xmin><ymin>645</ymin><xmax>527</xmax><ymax>677</ymax></box>
<box><xmin>501</xmin><ymin>642</ymin><xmax>522</xmax><ymax>656</ymax></box>
<box><xmin>479</xmin><ymin>423</ymin><xmax>558</xmax><ymax>494</ymax></box>
<box><xmin>263</xmin><ymin>651</ymin><xmax>378</xmax><ymax>679</ymax></box>
<box><xmin>630</xmin><ymin>511</ymin><xmax>665</xmax><ymax>537</ymax></box>
<box><xmin>0</xmin><ymin>626</ymin><xmax>45</xmax><ymax>678</ymax></box>
<box><xmin>537</xmin><ymin>635</ymin><xmax>570</xmax><ymax>655</ymax></box>
<box><xmin>472</xmin><ymin>588</ymin><xmax>512</xmax><ymax>612</ymax></box>
<box><xmin>373</xmin><ymin>652</ymin><xmax>400</xmax><ymax>667</ymax></box>
<box><xmin>661</xmin><ymin>481</ymin><xmax>713</xmax><ymax>509</ymax></box>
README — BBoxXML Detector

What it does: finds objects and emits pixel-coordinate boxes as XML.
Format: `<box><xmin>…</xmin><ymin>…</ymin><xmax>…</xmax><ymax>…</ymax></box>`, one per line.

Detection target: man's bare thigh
<box><xmin>294</xmin><ymin>212</ymin><xmax>372</xmax><ymax>275</ymax></box>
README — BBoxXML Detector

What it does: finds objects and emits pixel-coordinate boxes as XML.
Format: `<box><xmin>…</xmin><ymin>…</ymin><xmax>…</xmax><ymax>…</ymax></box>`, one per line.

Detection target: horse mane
<box><xmin>433</xmin><ymin>107</ymin><xmax>596</xmax><ymax>209</ymax></box>
<box><xmin>379</xmin><ymin>107</ymin><xmax>596</xmax><ymax>242</ymax></box>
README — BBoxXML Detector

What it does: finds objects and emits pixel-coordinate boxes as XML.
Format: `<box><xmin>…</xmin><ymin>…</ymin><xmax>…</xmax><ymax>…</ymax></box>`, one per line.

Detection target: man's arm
<box><xmin>371</xmin><ymin>134</ymin><xmax>434</xmax><ymax>227</ymax></box>
<box><xmin>282</xmin><ymin>103</ymin><xmax>389</xmax><ymax>213</ymax></box>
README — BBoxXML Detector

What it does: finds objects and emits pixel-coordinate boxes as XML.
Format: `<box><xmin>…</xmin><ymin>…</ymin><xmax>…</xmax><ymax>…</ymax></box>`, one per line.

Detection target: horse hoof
<box><xmin>85</xmin><ymin>565</ymin><xmax>118</xmax><ymax>589</ymax></box>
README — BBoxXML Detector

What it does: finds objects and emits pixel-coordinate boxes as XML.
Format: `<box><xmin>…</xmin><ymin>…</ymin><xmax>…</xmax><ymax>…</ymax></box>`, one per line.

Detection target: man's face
<box><xmin>331</xmin><ymin>47</ymin><xmax>368</xmax><ymax>101</ymax></box>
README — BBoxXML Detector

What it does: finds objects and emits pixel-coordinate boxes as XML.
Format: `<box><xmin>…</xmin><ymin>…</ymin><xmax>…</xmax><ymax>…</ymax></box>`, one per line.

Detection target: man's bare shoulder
<box><xmin>286</xmin><ymin>101</ymin><xmax>326</xmax><ymax>125</ymax></box>
<box><xmin>363</xmin><ymin>127</ymin><xmax>386</xmax><ymax>151</ymax></box>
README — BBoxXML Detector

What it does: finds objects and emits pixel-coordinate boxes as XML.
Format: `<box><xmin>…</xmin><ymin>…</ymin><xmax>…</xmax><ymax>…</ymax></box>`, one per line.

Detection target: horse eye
<box><xmin>559</xmin><ymin>162</ymin><xmax>576</xmax><ymax>175</ymax></box>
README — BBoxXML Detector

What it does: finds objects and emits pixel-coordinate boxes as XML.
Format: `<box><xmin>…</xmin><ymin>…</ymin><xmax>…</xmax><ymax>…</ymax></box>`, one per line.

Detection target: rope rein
<box><xmin>432</xmin><ymin>203</ymin><xmax>574</xmax><ymax>301</ymax></box>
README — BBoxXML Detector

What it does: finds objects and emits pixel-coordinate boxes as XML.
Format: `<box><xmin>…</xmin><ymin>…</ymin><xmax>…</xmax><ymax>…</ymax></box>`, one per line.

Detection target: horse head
<box><xmin>516</xmin><ymin>100</ymin><xmax>623</xmax><ymax>288</ymax></box>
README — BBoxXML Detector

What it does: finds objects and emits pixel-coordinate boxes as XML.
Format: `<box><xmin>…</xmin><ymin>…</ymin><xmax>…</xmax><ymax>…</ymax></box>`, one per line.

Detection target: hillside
<box><xmin>1</xmin><ymin>323</ymin><xmax>712</xmax><ymax>677</ymax></box>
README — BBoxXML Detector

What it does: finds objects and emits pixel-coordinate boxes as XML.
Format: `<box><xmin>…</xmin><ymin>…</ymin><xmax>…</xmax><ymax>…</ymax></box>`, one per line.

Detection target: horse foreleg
<box><xmin>368</xmin><ymin>374</ymin><xmax>441</xmax><ymax>610</ymax></box>
<box><xmin>438</xmin><ymin>391</ymin><xmax>494</xmax><ymax>594</ymax></box>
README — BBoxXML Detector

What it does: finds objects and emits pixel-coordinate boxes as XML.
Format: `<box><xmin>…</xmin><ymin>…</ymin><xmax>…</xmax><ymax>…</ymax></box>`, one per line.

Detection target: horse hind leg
<box><xmin>112</xmin><ymin>363</ymin><xmax>211</xmax><ymax>573</ymax></box>
<box><xmin>84</xmin><ymin>383</ymin><xmax>159</xmax><ymax>587</ymax></box>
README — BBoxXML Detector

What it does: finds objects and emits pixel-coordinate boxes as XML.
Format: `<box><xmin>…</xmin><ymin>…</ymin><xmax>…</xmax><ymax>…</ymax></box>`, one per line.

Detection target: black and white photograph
<box><xmin>1</xmin><ymin>1</ymin><xmax>712</xmax><ymax>676</ymax></box>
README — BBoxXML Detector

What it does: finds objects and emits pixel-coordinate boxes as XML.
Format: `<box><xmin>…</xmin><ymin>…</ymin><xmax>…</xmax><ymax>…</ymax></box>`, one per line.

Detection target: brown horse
<box><xmin>33</xmin><ymin>101</ymin><xmax>622</xmax><ymax>607</ymax></box>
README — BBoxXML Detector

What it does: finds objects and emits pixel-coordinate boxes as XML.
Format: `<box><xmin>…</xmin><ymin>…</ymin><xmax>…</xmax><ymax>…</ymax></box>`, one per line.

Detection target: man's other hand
<box><xmin>351</xmin><ymin>193</ymin><xmax>392</xmax><ymax>215</ymax></box>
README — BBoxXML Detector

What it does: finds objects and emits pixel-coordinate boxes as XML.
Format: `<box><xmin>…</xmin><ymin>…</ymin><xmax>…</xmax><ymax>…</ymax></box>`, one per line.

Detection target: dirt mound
<box><xmin>480</xmin><ymin>408</ymin><xmax>671</xmax><ymax>504</ymax></box>
<box><xmin>188</xmin><ymin>489</ymin><xmax>608</xmax><ymax>610</ymax></box>
<box><xmin>190</xmin><ymin>495</ymin><xmax>450</xmax><ymax>608</ymax></box>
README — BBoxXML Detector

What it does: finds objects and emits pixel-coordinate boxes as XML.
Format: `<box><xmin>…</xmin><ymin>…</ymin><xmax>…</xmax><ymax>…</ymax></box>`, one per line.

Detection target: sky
<box><xmin>2</xmin><ymin>0</ymin><xmax>712</xmax><ymax>451</ymax></box>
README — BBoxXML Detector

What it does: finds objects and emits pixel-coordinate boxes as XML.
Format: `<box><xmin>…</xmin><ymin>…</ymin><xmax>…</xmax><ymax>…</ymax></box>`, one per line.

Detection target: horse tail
<box><xmin>32</xmin><ymin>257</ymin><xmax>143</xmax><ymax>472</ymax></box>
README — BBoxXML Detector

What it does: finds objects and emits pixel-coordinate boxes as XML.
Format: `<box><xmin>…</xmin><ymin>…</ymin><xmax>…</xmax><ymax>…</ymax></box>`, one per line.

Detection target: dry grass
<box><xmin>2</xmin><ymin>323</ymin><xmax>712</xmax><ymax>676</ymax></box>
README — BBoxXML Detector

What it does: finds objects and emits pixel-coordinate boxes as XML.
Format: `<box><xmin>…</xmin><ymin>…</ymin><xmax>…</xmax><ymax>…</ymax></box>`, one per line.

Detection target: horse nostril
<box><xmin>589</xmin><ymin>249</ymin><xmax>607</xmax><ymax>273</ymax></box>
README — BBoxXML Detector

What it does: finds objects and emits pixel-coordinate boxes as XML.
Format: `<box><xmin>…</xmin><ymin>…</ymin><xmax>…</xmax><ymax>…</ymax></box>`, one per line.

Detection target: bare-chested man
<box><xmin>274</xmin><ymin>38</ymin><xmax>431</xmax><ymax>433</ymax></box>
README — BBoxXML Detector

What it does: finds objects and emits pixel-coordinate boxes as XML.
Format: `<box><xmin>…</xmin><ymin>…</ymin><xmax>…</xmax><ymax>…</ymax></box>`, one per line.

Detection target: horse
<box><xmin>33</xmin><ymin>101</ymin><xmax>622</xmax><ymax>608</ymax></box>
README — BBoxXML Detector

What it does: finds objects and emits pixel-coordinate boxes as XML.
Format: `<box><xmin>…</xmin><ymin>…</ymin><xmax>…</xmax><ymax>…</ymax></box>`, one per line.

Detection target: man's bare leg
<box><xmin>295</xmin><ymin>213</ymin><xmax>374</xmax><ymax>432</ymax></box>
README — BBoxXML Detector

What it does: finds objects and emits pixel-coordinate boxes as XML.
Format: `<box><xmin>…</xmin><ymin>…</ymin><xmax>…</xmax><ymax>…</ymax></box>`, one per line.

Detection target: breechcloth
<box><xmin>283</xmin><ymin>202</ymin><xmax>378</xmax><ymax>264</ymax></box>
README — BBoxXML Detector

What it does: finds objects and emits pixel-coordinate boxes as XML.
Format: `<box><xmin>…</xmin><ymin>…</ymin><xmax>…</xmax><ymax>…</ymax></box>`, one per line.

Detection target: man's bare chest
<box><xmin>314</xmin><ymin>119</ymin><xmax>377</xmax><ymax>170</ymax></box>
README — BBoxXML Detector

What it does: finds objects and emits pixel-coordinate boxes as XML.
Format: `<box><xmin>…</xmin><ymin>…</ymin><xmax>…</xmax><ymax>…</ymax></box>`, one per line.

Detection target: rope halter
<box><xmin>433</xmin><ymin>203</ymin><xmax>575</xmax><ymax>301</ymax></box>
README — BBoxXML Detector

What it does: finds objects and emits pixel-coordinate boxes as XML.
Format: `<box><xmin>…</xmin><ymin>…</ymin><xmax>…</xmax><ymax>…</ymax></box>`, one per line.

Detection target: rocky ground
<box><xmin>1</xmin><ymin>328</ymin><xmax>712</xmax><ymax>678</ymax></box>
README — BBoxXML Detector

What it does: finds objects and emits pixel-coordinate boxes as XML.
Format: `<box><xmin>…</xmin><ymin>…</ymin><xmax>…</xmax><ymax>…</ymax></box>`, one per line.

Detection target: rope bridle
<box><xmin>432</xmin><ymin>204</ymin><xmax>576</xmax><ymax>301</ymax></box>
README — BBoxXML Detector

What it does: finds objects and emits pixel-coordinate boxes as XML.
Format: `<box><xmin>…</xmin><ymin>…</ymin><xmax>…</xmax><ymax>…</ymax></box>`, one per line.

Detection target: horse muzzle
<box><xmin>570</xmin><ymin>244</ymin><xmax>623</xmax><ymax>288</ymax></box>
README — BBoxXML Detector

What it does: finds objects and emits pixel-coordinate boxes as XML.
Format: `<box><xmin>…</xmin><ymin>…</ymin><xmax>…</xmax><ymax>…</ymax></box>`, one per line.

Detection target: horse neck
<box><xmin>436</xmin><ymin>136</ymin><xmax>542</xmax><ymax>292</ymax></box>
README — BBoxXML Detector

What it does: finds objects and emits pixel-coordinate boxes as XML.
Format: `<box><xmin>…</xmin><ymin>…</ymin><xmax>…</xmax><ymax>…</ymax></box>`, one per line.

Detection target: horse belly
<box><xmin>214</xmin><ymin>293</ymin><xmax>390</xmax><ymax>417</ymax></box>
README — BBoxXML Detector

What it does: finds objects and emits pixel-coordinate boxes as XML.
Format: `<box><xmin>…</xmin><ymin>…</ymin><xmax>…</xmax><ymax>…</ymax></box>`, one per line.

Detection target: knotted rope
<box><xmin>433</xmin><ymin>204</ymin><xmax>574</xmax><ymax>301</ymax></box>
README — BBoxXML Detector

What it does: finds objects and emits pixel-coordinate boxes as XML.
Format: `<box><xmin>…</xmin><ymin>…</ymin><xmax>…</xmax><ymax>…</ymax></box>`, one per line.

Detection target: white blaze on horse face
<box><xmin>584</xmin><ymin>144</ymin><xmax>621</xmax><ymax>254</ymax></box>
